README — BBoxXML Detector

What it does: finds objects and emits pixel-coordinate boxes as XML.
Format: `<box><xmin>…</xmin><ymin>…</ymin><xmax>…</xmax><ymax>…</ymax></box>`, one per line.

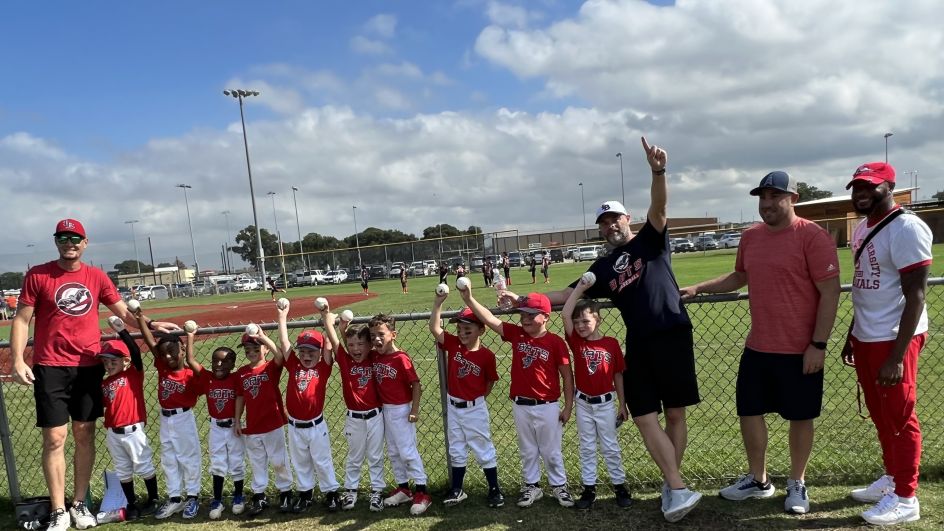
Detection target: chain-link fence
<box><xmin>1</xmin><ymin>282</ymin><xmax>942</xmax><ymax>503</ymax></box>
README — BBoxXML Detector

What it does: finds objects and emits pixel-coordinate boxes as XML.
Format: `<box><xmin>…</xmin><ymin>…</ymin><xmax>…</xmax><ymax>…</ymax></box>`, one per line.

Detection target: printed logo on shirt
<box><xmin>160</xmin><ymin>379</ymin><xmax>187</xmax><ymax>401</ymax></box>
<box><xmin>853</xmin><ymin>242</ymin><xmax>882</xmax><ymax>290</ymax></box>
<box><xmin>582</xmin><ymin>349</ymin><xmax>612</xmax><ymax>375</ymax></box>
<box><xmin>608</xmin><ymin>254</ymin><xmax>644</xmax><ymax>292</ymax></box>
<box><xmin>373</xmin><ymin>362</ymin><xmax>398</xmax><ymax>381</ymax></box>
<box><xmin>518</xmin><ymin>343</ymin><xmax>550</xmax><ymax>369</ymax></box>
<box><xmin>208</xmin><ymin>388</ymin><xmax>235</xmax><ymax>413</ymax></box>
<box><xmin>55</xmin><ymin>282</ymin><xmax>93</xmax><ymax>316</ymax></box>
<box><xmin>350</xmin><ymin>366</ymin><xmax>372</xmax><ymax>388</ymax></box>
<box><xmin>294</xmin><ymin>368</ymin><xmax>319</xmax><ymax>392</ymax></box>
<box><xmin>104</xmin><ymin>377</ymin><xmax>127</xmax><ymax>402</ymax></box>
<box><xmin>453</xmin><ymin>352</ymin><xmax>482</xmax><ymax>378</ymax></box>
<box><xmin>242</xmin><ymin>372</ymin><xmax>270</xmax><ymax>399</ymax></box>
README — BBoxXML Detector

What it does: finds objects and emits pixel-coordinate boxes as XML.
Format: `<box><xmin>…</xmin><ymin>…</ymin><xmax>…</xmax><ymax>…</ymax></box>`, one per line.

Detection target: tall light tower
<box><xmin>124</xmin><ymin>220</ymin><xmax>141</xmax><ymax>279</ymax></box>
<box><xmin>267</xmin><ymin>191</ymin><xmax>287</xmax><ymax>286</ymax></box>
<box><xmin>578</xmin><ymin>183</ymin><xmax>587</xmax><ymax>241</ymax></box>
<box><xmin>884</xmin><ymin>132</ymin><xmax>893</xmax><ymax>163</ymax></box>
<box><xmin>176</xmin><ymin>184</ymin><xmax>199</xmax><ymax>277</ymax></box>
<box><xmin>221</xmin><ymin>210</ymin><xmax>233</xmax><ymax>274</ymax></box>
<box><xmin>291</xmin><ymin>186</ymin><xmax>310</xmax><ymax>272</ymax></box>
<box><xmin>616</xmin><ymin>151</ymin><xmax>625</xmax><ymax>206</ymax></box>
<box><xmin>353</xmin><ymin>205</ymin><xmax>362</xmax><ymax>268</ymax></box>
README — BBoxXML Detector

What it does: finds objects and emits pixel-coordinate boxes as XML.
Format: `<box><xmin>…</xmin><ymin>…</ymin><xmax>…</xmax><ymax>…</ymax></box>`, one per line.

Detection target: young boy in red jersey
<box><xmin>101</xmin><ymin>316</ymin><xmax>160</xmax><ymax>520</ymax></box>
<box><xmin>183</xmin><ymin>325</ymin><xmax>246</xmax><ymax>519</ymax></box>
<box><xmin>369</xmin><ymin>314</ymin><xmax>432</xmax><ymax>515</ymax></box>
<box><xmin>562</xmin><ymin>275</ymin><xmax>631</xmax><ymax>510</ymax></box>
<box><xmin>234</xmin><ymin>319</ymin><xmax>294</xmax><ymax>516</ymax></box>
<box><xmin>459</xmin><ymin>286</ymin><xmax>575</xmax><ymax>508</ymax></box>
<box><xmin>322</xmin><ymin>307</ymin><xmax>386</xmax><ymax>512</ymax></box>
<box><xmin>430</xmin><ymin>294</ymin><xmax>504</xmax><ymax>508</ymax></box>
<box><xmin>133</xmin><ymin>309</ymin><xmax>203</xmax><ymax>520</ymax></box>
<box><xmin>276</xmin><ymin>300</ymin><xmax>342</xmax><ymax>513</ymax></box>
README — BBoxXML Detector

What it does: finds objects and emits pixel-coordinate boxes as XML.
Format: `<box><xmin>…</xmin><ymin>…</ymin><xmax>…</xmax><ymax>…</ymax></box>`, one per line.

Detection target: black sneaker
<box><xmin>487</xmin><ymin>487</ymin><xmax>505</xmax><ymax>508</ymax></box>
<box><xmin>575</xmin><ymin>486</ymin><xmax>596</xmax><ymax>510</ymax></box>
<box><xmin>124</xmin><ymin>504</ymin><xmax>141</xmax><ymax>522</ymax></box>
<box><xmin>325</xmin><ymin>491</ymin><xmax>341</xmax><ymax>513</ymax></box>
<box><xmin>614</xmin><ymin>484</ymin><xmax>633</xmax><ymax>508</ymax></box>
<box><xmin>443</xmin><ymin>489</ymin><xmax>468</xmax><ymax>506</ymax></box>
<box><xmin>249</xmin><ymin>494</ymin><xmax>268</xmax><ymax>516</ymax></box>
<box><xmin>279</xmin><ymin>491</ymin><xmax>294</xmax><ymax>513</ymax></box>
<box><xmin>293</xmin><ymin>493</ymin><xmax>313</xmax><ymax>514</ymax></box>
<box><xmin>138</xmin><ymin>499</ymin><xmax>159</xmax><ymax>516</ymax></box>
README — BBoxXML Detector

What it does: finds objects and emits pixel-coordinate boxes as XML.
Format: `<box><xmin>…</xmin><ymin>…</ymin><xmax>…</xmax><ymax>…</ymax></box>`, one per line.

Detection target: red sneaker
<box><xmin>410</xmin><ymin>492</ymin><xmax>432</xmax><ymax>515</ymax></box>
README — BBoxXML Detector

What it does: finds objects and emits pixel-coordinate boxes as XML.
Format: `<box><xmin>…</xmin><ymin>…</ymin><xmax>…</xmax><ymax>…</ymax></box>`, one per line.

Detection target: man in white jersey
<box><xmin>841</xmin><ymin>162</ymin><xmax>931</xmax><ymax>526</ymax></box>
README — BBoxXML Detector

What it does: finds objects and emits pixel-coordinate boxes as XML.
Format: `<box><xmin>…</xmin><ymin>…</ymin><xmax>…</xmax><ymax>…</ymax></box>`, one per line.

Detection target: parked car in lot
<box><xmin>118</xmin><ymin>287</ymin><xmax>132</xmax><ymax>301</ymax></box>
<box><xmin>136</xmin><ymin>285</ymin><xmax>169</xmax><ymax>300</ymax></box>
<box><xmin>423</xmin><ymin>260</ymin><xmax>438</xmax><ymax>275</ymax></box>
<box><xmin>324</xmin><ymin>269</ymin><xmax>349</xmax><ymax>284</ymax></box>
<box><xmin>693</xmin><ymin>236</ymin><xmax>719</xmax><ymax>251</ymax></box>
<box><xmin>670</xmin><ymin>238</ymin><xmax>696</xmax><ymax>253</ymax></box>
<box><xmin>369</xmin><ymin>265</ymin><xmax>387</xmax><ymax>279</ymax></box>
<box><xmin>508</xmin><ymin>251</ymin><xmax>523</xmax><ymax>267</ymax></box>
<box><xmin>446</xmin><ymin>256</ymin><xmax>465</xmax><ymax>272</ymax></box>
<box><xmin>409</xmin><ymin>261</ymin><xmax>426</xmax><ymax>276</ymax></box>
<box><xmin>575</xmin><ymin>245</ymin><xmax>603</xmax><ymax>262</ymax></box>
<box><xmin>233</xmin><ymin>278</ymin><xmax>260</xmax><ymax>292</ymax></box>
<box><xmin>296</xmin><ymin>270</ymin><xmax>327</xmax><ymax>286</ymax></box>
<box><xmin>549</xmin><ymin>248</ymin><xmax>564</xmax><ymax>263</ymax></box>
<box><xmin>388</xmin><ymin>262</ymin><xmax>406</xmax><ymax>279</ymax></box>
<box><xmin>470</xmin><ymin>256</ymin><xmax>484</xmax><ymax>272</ymax></box>
<box><xmin>718</xmin><ymin>233</ymin><xmax>741</xmax><ymax>249</ymax></box>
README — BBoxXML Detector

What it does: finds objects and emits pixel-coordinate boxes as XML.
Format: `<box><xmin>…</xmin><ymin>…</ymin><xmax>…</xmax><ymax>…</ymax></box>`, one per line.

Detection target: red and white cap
<box><xmin>97</xmin><ymin>339</ymin><xmax>130</xmax><ymax>359</ymax></box>
<box><xmin>449</xmin><ymin>307</ymin><xmax>482</xmax><ymax>324</ymax></box>
<box><xmin>516</xmin><ymin>292</ymin><xmax>552</xmax><ymax>315</ymax></box>
<box><xmin>846</xmin><ymin>162</ymin><xmax>896</xmax><ymax>189</ymax></box>
<box><xmin>295</xmin><ymin>329</ymin><xmax>324</xmax><ymax>350</ymax></box>
<box><xmin>54</xmin><ymin>219</ymin><xmax>86</xmax><ymax>238</ymax></box>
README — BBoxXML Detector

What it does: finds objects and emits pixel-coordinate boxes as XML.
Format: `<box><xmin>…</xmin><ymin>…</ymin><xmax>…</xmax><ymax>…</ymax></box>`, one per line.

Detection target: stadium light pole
<box><xmin>616</xmin><ymin>151</ymin><xmax>625</xmax><ymax>206</ymax></box>
<box><xmin>291</xmin><ymin>186</ymin><xmax>310</xmax><ymax>272</ymax></box>
<box><xmin>175</xmin><ymin>184</ymin><xmax>199</xmax><ymax>277</ymax></box>
<box><xmin>267</xmin><ymin>191</ymin><xmax>288</xmax><ymax>286</ymax></box>
<box><xmin>222</xmin><ymin>88</ymin><xmax>266</xmax><ymax>283</ymax></box>
<box><xmin>884</xmin><ymin>132</ymin><xmax>893</xmax><ymax>163</ymax></box>
<box><xmin>352</xmin><ymin>205</ymin><xmax>363</xmax><ymax>268</ymax></box>
<box><xmin>578</xmin><ymin>183</ymin><xmax>587</xmax><ymax>241</ymax></box>
<box><xmin>221</xmin><ymin>210</ymin><xmax>233</xmax><ymax>274</ymax></box>
<box><xmin>124</xmin><ymin>220</ymin><xmax>141</xmax><ymax>278</ymax></box>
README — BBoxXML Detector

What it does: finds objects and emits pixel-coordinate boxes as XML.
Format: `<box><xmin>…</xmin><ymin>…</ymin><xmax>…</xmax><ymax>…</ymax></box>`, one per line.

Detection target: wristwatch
<box><xmin>810</xmin><ymin>340</ymin><xmax>827</xmax><ymax>350</ymax></box>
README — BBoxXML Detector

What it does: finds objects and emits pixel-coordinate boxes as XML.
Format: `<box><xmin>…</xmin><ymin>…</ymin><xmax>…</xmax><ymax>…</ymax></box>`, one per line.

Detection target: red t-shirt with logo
<box><xmin>372</xmin><ymin>350</ymin><xmax>419</xmax><ymax>406</ymax></box>
<box><xmin>502</xmin><ymin>323</ymin><xmax>570</xmax><ymax>401</ymax></box>
<box><xmin>19</xmin><ymin>261</ymin><xmax>121</xmax><ymax>367</ymax></box>
<box><xmin>198</xmin><ymin>371</ymin><xmax>239</xmax><ymax>420</ymax></box>
<box><xmin>438</xmin><ymin>332</ymin><xmax>499</xmax><ymax>401</ymax></box>
<box><xmin>566</xmin><ymin>333</ymin><xmax>625</xmax><ymax>396</ymax></box>
<box><xmin>236</xmin><ymin>360</ymin><xmax>287</xmax><ymax>435</ymax></box>
<box><xmin>335</xmin><ymin>346</ymin><xmax>381</xmax><ymax>411</ymax></box>
<box><xmin>102</xmin><ymin>367</ymin><xmax>146</xmax><ymax>428</ymax></box>
<box><xmin>155</xmin><ymin>364</ymin><xmax>200</xmax><ymax>410</ymax></box>
<box><xmin>285</xmin><ymin>352</ymin><xmax>332</xmax><ymax>420</ymax></box>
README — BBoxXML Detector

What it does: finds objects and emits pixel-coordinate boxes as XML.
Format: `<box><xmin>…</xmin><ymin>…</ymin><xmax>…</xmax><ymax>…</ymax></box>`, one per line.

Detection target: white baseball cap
<box><xmin>595</xmin><ymin>201</ymin><xmax>629</xmax><ymax>223</ymax></box>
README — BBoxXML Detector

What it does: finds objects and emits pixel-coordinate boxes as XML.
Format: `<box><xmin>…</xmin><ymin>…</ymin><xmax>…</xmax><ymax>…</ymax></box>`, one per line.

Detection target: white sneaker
<box><xmin>862</xmin><ymin>493</ymin><xmax>920</xmax><ymax>525</ymax></box>
<box><xmin>155</xmin><ymin>498</ymin><xmax>186</xmax><ymax>519</ymax></box>
<box><xmin>852</xmin><ymin>474</ymin><xmax>895</xmax><ymax>503</ymax></box>
<box><xmin>341</xmin><ymin>490</ymin><xmax>358</xmax><ymax>510</ymax></box>
<box><xmin>719</xmin><ymin>473</ymin><xmax>775</xmax><ymax>501</ymax></box>
<box><xmin>664</xmin><ymin>488</ymin><xmax>702</xmax><ymax>522</ymax></box>
<box><xmin>784</xmin><ymin>479</ymin><xmax>809</xmax><ymax>514</ymax></box>
<box><xmin>660</xmin><ymin>481</ymin><xmax>670</xmax><ymax>512</ymax></box>
<box><xmin>551</xmin><ymin>485</ymin><xmax>575</xmax><ymax>508</ymax></box>
<box><xmin>208</xmin><ymin>499</ymin><xmax>224</xmax><ymax>520</ymax></box>
<box><xmin>516</xmin><ymin>484</ymin><xmax>544</xmax><ymax>508</ymax></box>
<box><xmin>383</xmin><ymin>487</ymin><xmax>413</xmax><ymax>507</ymax></box>
<box><xmin>70</xmin><ymin>501</ymin><xmax>98</xmax><ymax>529</ymax></box>
<box><xmin>46</xmin><ymin>508</ymin><xmax>69</xmax><ymax>531</ymax></box>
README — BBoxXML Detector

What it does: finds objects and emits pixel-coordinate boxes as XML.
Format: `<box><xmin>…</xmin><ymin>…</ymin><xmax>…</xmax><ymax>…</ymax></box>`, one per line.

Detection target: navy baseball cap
<box><xmin>750</xmin><ymin>171</ymin><xmax>798</xmax><ymax>196</ymax></box>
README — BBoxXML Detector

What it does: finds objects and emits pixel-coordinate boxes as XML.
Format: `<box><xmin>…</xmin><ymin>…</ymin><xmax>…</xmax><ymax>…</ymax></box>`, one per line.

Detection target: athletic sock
<box><xmin>234</xmin><ymin>480</ymin><xmax>245</xmax><ymax>498</ymax></box>
<box><xmin>170</xmin><ymin>497</ymin><xmax>182</xmax><ymax>503</ymax></box>
<box><xmin>398</xmin><ymin>482</ymin><xmax>410</xmax><ymax>491</ymax></box>
<box><xmin>120</xmin><ymin>481</ymin><xmax>137</xmax><ymax>506</ymax></box>
<box><xmin>415</xmin><ymin>484</ymin><xmax>427</xmax><ymax>494</ymax></box>
<box><xmin>212</xmin><ymin>475</ymin><xmax>224</xmax><ymax>501</ymax></box>
<box><xmin>451</xmin><ymin>467</ymin><xmax>467</xmax><ymax>491</ymax></box>
<box><xmin>483</xmin><ymin>467</ymin><xmax>499</xmax><ymax>490</ymax></box>
<box><xmin>144</xmin><ymin>476</ymin><xmax>159</xmax><ymax>502</ymax></box>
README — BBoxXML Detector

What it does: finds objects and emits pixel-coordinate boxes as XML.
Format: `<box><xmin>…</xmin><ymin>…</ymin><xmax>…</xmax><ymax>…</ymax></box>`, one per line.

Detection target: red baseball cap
<box><xmin>516</xmin><ymin>293</ymin><xmax>552</xmax><ymax>315</ymax></box>
<box><xmin>449</xmin><ymin>307</ymin><xmax>482</xmax><ymax>325</ymax></box>
<box><xmin>295</xmin><ymin>329</ymin><xmax>324</xmax><ymax>350</ymax></box>
<box><xmin>846</xmin><ymin>162</ymin><xmax>896</xmax><ymax>189</ymax></box>
<box><xmin>97</xmin><ymin>339</ymin><xmax>130</xmax><ymax>359</ymax></box>
<box><xmin>54</xmin><ymin>219</ymin><xmax>86</xmax><ymax>238</ymax></box>
<box><xmin>241</xmin><ymin>333</ymin><xmax>263</xmax><ymax>345</ymax></box>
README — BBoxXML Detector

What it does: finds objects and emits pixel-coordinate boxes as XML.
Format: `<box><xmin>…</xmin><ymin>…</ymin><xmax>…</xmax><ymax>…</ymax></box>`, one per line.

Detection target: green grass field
<box><xmin>2</xmin><ymin>246</ymin><xmax>943</xmax><ymax>529</ymax></box>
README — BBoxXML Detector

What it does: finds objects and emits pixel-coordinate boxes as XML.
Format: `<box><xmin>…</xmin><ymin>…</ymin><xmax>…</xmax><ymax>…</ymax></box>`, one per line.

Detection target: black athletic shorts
<box><xmin>736</xmin><ymin>348</ymin><xmax>823</xmax><ymax>421</ymax></box>
<box><xmin>624</xmin><ymin>326</ymin><xmax>701</xmax><ymax>417</ymax></box>
<box><xmin>33</xmin><ymin>364</ymin><xmax>105</xmax><ymax>428</ymax></box>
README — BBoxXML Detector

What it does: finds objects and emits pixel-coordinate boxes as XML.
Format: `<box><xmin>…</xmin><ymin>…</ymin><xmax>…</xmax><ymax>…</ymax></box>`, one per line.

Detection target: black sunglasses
<box><xmin>55</xmin><ymin>235</ymin><xmax>84</xmax><ymax>245</ymax></box>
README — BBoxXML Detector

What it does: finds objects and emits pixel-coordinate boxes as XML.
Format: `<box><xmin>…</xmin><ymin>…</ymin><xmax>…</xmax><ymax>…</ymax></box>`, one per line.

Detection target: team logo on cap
<box><xmin>55</xmin><ymin>282</ymin><xmax>93</xmax><ymax>316</ymax></box>
<box><xmin>600</xmin><ymin>203</ymin><xmax>611</xmax><ymax>211</ymax></box>
<box><xmin>854</xmin><ymin>165</ymin><xmax>874</xmax><ymax>175</ymax></box>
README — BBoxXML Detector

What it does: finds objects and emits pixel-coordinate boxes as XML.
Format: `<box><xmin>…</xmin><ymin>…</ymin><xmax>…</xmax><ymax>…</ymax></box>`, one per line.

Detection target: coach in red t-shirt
<box><xmin>9</xmin><ymin>219</ymin><xmax>178</xmax><ymax>529</ymax></box>
<box><xmin>681</xmin><ymin>171</ymin><xmax>841</xmax><ymax>515</ymax></box>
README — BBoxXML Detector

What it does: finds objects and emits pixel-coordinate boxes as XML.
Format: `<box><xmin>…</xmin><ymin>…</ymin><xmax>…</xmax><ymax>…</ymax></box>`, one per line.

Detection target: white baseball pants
<box><xmin>343</xmin><ymin>408</ymin><xmax>386</xmax><ymax>491</ymax></box>
<box><xmin>105</xmin><ymin>423</ymin><xmax>156</xmax><ymax>482</ymax></box>
<box><xmin>288</xmin><ymin>416</ymin><xmax>340</xmax><ymax>493</ymax></box>
<box><xmin>159</xmin><ymin>410</ymin><xmax>202</xmax><ymax>497</ymax></box>
<box><xmin>447</xmin><ymin>396</ymin><xmax>497</xmax><ymax>468</ymax></box>
<box><xmin>383</xmin><ymin>403</ymin><xmax>428</xmax><ymax>484</ymax></box>
<box><xmin>512</xmin><ymin>402</ymin><xmax>567</xmax><ymax>486</ymax></box>
<box><xmin>209</xmin><ymin>420</ymin><xmax>246</xmax><ymax>481</ymax></box>
<box><xmin>575</xmin><ymin>395</ymin><xmax>626</xmax><ymax>485</ymax></box>
<box><xmin>244</xmin><ymin>426</ymin><xmax>293</xmax><ymax>494</ymax></box>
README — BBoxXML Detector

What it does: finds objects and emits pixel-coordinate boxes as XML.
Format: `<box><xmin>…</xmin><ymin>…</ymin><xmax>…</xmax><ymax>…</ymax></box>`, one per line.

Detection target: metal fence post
<box><xmin>0</xmin><ymin>382</ymin><xmax>22</xmax><ymax>503</ymax></box>
<box><xmin>435</xmin><ymin>340</ymin><xmax>453</xmax><ymax>485</ymax></box>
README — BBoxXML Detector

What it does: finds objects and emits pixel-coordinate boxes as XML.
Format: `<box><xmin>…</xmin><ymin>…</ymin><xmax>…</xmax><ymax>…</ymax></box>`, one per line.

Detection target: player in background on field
<box><xmin>234</xmin><ymin>324</ymin><xmax>294</xmax><ymax>516</ymax></box>
<box><xmin>542</xmin><ymin>253</ymin><xmax>551</xmax><ymax>284</ymax></box>
<box><xmin>501</xmin><ymin>252</ymin><xmax>512</xmax><ymax>285</ymax></box>
<box><xmin>183</xmin><ymin>326</ymin><xmax>246</xmax><ymax>519</ymax></box>
<box><xmin>267</xmin><ymin>276</ymin><xmax>286</xmax><ymax>301</ymax></box>
<box><xmin>369</xmin><ymin>314</ymin><xmax>432</xmax><ymax>515</ymax></box>
<box><xmin>360</xmin><ymin>266</ymin><xmax>370</xmax><ymax>296</ymax></box>
<box><xmin>529</xmin><ymin>256</ymin><xmax>537</xmax><ymax>284</ymax></box>
<box><xmin>400</xmin><ymin>266</ymin><xmax>409</xmax><ymax>294</ymax></box>
<box><xmin>322</xmin><ymin>305</ymin><xmax>387</xmax><ymax>512</ymax></box>
<box><xmin>562</xmin><ymin>276</ymin><xmax>632</xmax><ymax>510</ymax></box>
<box><xmin>101</xmin><ymin>317</ymin><xmax>160</xmax><ymax>521</ymax></box>
<box><xmin>133</xmin><ymin>309</ymin><xmax>203</xmax><ymax>520</ymax></box>
<box><xmin>276</xmin><ymin>300</ymin><xmax>342</xmax><ymax>512</ymax></box>
<box><xmin>430</xmin><ymin>294</ymin><xmax>505</xmax><ymax>508</ymax></box>
<box><xmin>459</xmin><ymin>286</ymin><xmax>575</xmax><ymax>509</ymax></box>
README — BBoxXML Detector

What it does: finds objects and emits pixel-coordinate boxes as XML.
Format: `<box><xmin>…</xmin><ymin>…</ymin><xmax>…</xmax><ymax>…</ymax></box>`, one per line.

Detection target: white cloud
<box><xmin>350</xmin><ymin>35</ymin><xmax>393</xmax><ymax>56</ymax></box>
<box><xmin>364</xmin><ymin>13</ymin><xmax>398</xmax><ymax>39</ymax></box>
<box><xmin>485</xmin><ymin>0</ymin><xmax>543</xmax><ymax>29</ymax></box>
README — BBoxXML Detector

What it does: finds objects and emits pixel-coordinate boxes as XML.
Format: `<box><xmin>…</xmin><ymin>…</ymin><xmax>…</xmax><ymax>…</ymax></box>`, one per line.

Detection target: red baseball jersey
<box><xmin>501</xmin><ymin>322</ymin><xmax>570</xmax><ymax>401</ymax></box>
<box><xmin>439</xmin><ymin>332</ymin><xmax>499</xmax><ymax>401</ymax></box>
<box><xmin>155</xmin><ymin>365</ymin><xmax>200</xmax><ymax>410</ymax></box>
<box><xmin>335</xmin><ymin>346</ymin><xmax>382</xmax><ymax>410</ymax></box>
<box><xmin>236</xmin><ymin>360</ymin><xmax>287</xmax><ymax>435</ymax></box>
<box><xmin>101</xmin><ymin>367</ymin><xmax>146</xmax><ymax>429</ymax></box>
<box><xmin>566</xmin><ymin>333</ymin><xmax>625</xmax><ymax>396</ymax></box>
<box><xmin>19</xmin><ymin>261</ymin><xmax>121</xmax><ymax>367</ymax></box>
<box><xmin>198</xmin><ymin>371</ymin><xmax>239</xmax><ymax>420</ymax></box>
<box><xmin>284</xmin><ymin>352</ymin><xmax>332</xmax><ymax>420</ymax></box>
<box><xmin>372</xmin><ymin>350</ymin><xmax>419</xmax><ymax>406</ymax></box>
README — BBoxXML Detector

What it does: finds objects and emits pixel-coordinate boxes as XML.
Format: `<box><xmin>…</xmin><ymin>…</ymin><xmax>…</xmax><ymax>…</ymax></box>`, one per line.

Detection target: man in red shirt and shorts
<box><xmin>9</xmin><ymin>219</ymin><xmax>177</xmax><ymax>531</ymax></box>
<box><xmin>681</xmin><ymin>171</ymin><xmax>841</xmax><ymax>515</ymax></box>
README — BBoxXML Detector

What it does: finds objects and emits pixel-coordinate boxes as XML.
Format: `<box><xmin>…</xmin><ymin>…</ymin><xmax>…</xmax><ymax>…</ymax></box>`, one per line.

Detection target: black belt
<box><xmin>577</xmin><ymin>392</ymin><xmax>613</xmax><ymax>405</ymax></box>
<box><xmin>347</xmin><ymin>408</ymin><xmax>381</xmax><ymax>420</ymax></box>
<box><xmin>161</xmin><ymin>407</ymin><xmax>191</xmax><ymax>417</ymax></box>
<box><xmin>112</xmin><ymin>424</ymin><xmax>139</xmax><ymax>435</ymax></box>
<box><xmin>449</xmin><ymin>398</ymin><xmax>479</xmax><ymax>409</ymax></box>
<box><xmin>289</xmin><ymin>416</ymin><xmax>324</xmax><ymax>429</ymax></box>
<box><xmin>215</xmin><ymin>419</ymin><xmax>234</xmax><ymax>428</ymax></box>
<box><xmin>513</xmin><ymin>396</ymin><xmax>552</xmax><ymax>406</ymax></box>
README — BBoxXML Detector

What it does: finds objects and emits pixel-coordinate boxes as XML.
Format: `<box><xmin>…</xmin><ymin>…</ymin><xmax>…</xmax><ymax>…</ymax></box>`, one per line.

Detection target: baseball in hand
<box><xmin>340</xmin><ymin>309</ymin><xmax>354</xmax><ymax>322</ymax></box>
<box><xmin>183</xmin><ymin>320</ymin><xmax>198</xmax><ymax>333</ymax></box>
<box><xmin>245</xmin><ymin>323</ymin><xmax>260</xmax><ymax>336</ymax></box>
<box><xmin>276</xmin><ymin>297</ymin><xmax>290</xmax><ymax>310</ymax></box>
<box><xmin>456</xmin><ymin>277</ymin><xmax>471</xmax><ymax>291</ymax></box>
<box><xmin>314</xmin><ymin>297</ymin><xmax>328</xmax><ymax>310</ymax></box>
<box><xmin>436</xmin><ymin>283</ymin><xmax>450</xmax><ymax>296</ymax></box>
<box><xmin>126</xmin><ymin>299</ymin><xmax>140</xmax><ymax>312</ymax></box>
<box><xmin>581</xmin><ymin>271</ymin><xmax>596</xmax><ymax>286</ymax></box>
<box><xmin>107</xmin><ymin>316</ymin><xmax>125</xmax><ymax>332</ymax></box>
